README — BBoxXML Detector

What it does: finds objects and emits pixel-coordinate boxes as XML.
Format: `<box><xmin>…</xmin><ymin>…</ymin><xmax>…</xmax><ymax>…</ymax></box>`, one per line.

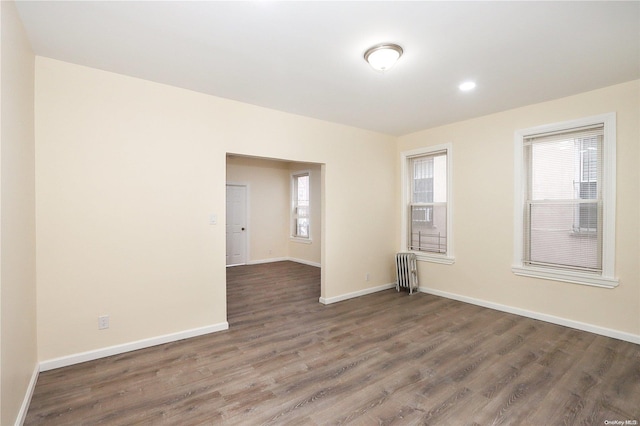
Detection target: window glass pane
<box><xmin>529</xmin><ymin>136</ymin><xmax>601</xmax><ymax>201</ymax></box>
<box><xmin>410</xmin><ymin>205</ymin><xmax>446</xmax><ymax>253</ymax></box>
<box><xmin>411</xmin><ymin>153</ymin><xmax>447</xmax><ymax>204</ymax></box>
<box><xmin>412</xmin><ymin>157</ymin><xmax>433</xmax><ymax>203</ymax></box>
<box><xmin>296</xmin><ymin>175</ymin><xmax>309</xmax><ymax>206</ymax></box>
<box><xmin>581</xmin><ymin>137</ymin><xmax>598</xmax><ymax>182</ymax></box>
<box><xmin>530</xmin><ymin>139</ymin><xmax>578</xmax><ymax>200</ymax></box>
<box><xmin>432</xmin><ymin>155</ymin><xmax>447</xmax><ymax>203</ymax></box>
<box><xmin>527</xmin><ymin>202</ymin><xmax>601</xmax><ymax>271</ymax></box>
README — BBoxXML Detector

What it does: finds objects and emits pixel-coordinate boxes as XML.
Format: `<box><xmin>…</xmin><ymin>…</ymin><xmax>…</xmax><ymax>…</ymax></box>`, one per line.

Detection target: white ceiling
<box><xmin>15</xmin><ymin>1</ymin><xmax>640</xmax><ymax>136</ymax></box>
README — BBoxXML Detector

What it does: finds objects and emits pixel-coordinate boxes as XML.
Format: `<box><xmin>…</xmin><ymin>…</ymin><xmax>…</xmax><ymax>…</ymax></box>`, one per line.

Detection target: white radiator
<box><xmin>395</xmin><ymin>252</ymin><xmax>419</xmax><ymax>295</ymax></box>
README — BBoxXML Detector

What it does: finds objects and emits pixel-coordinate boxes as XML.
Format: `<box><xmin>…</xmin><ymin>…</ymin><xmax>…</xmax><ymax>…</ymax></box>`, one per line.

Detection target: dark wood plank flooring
<box><xmin>26</xmin><ymin>261</ymin><xmax>640</xmax><ymax>425</ymax></box>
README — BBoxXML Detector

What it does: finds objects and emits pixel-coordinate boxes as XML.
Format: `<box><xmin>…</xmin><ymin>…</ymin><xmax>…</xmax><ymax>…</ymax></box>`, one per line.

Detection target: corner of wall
<box><xmin>0</xmin><ymin>1</ymin><xmax>38</xmax><ymax>424</ymax></box>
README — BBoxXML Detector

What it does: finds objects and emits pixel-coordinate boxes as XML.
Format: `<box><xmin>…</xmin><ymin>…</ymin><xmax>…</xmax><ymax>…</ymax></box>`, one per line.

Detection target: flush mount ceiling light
<box><xmin>364</xmin><ymin>43</ymin><xmax>403</xmax><ymax>71</ymax></box>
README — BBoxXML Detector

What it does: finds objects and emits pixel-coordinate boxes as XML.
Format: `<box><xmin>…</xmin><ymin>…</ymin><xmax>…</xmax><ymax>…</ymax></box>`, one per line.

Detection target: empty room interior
<box><xmin>2</xmin><ymin>1</ymin><xmax>640</xmax><ymax>424</ymax></box>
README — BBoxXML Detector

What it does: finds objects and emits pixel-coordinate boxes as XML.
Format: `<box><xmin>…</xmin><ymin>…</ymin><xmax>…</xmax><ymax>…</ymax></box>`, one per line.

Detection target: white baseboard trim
<box><xmin>39</xmin><ymin>322</ymin><xmax>229</xmax><ymax>372</ymax></box>
<box><xmin>246</xmin><ymin>257</ymin><xmax>321</xmax><ymax>268</ymax></box>
<box><xmin>246</xmin><ymin>257</ymin><xmax>288</xmax><ymax>265</ymax></box>
<box><xmin>288</xmin><ymin>257</ymin><xmax>321</xmax><ymax>268</ymax></box>
<box><xmin>320</xmin><ymin>283</ymin><xmax>396</xmax><ymax>305</ymax></box>
<box><xmin>15</xmin><ymin>364</ymin><xmax>39</xmax><ymax>426</ymax></box>
<box><xmin>420</xmin><ymin>287</ymin><xmax>640</xmax><ymax>345</ymax></box>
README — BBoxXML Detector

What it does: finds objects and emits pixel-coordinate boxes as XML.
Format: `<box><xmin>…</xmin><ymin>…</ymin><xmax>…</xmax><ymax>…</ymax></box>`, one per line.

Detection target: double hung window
<box><xmin>291</xmin><ymin>171</ymin><xmax>310</xmax><ymax>239</ymax></box>
<box><xmin>401</xmin><ymin>144</ymin><xmax>453</xmax><ymax>264</ymax></box>
<box><xmin>513</xmin><ymin>113</ymin><xmax>617</xmax><ymax>287</ymax></box>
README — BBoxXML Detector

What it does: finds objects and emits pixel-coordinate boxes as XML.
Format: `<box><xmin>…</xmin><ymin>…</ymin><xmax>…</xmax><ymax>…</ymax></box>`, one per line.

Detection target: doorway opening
<box><xmin>225</xmin><ymin>153</ymin><xmax>324</xmax><ymax>318</ymax></box>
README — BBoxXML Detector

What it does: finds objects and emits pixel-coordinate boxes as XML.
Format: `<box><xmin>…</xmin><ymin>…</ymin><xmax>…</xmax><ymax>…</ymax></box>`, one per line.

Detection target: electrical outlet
<box><xmin>366</xmin><ymin>273</ymin><xmax>370</xmax><ymax>282</ymax></box>
<box><xmin>98</xmin><ymin>315</ymin><xmax>110</xmax><ymax>330</ymax></box>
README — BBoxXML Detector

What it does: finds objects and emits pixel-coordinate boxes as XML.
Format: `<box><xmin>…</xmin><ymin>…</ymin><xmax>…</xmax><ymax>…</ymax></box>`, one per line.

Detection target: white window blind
<box><xmin>523</xmin><ymin>124</ymin><xmax>603</xmax><ymax>273</ymax></box>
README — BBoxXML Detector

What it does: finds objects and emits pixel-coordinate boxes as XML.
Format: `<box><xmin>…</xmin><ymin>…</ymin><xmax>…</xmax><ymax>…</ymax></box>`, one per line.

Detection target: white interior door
<box><xmin>226</xmin><ymin>184</ymin><xmax>247</xmax><ymax>266</ymax></box>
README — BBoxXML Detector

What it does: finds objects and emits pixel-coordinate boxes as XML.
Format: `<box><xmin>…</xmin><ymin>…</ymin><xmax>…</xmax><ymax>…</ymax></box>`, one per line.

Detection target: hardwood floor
<box><xmin>26</xmin><ymin>261</ymin><xmax>640</xmax><ymax>425</ymax></box>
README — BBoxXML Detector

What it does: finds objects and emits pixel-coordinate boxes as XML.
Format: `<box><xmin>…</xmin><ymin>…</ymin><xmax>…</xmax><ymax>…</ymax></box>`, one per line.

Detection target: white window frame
<box><xmin>512</xmin><ymin>113</ymin><xmax>618</xmax><ymax>288</ymax></box>
<box><xmin>401</xmin><ymin>144</ymin><xmax>454</xmax><ymax>264</ymax></box>
<box><xmin>291</xmin><ymin>170</ymin><xmax>312</xmax><ymax>243</ymax></box>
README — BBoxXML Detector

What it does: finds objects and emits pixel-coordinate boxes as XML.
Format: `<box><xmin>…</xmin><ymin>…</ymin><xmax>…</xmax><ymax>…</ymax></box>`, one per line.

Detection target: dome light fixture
<box><xmin>364</xmin><ymin>43</ymin><xmax>403</xmax><ymax>71</ymax></box>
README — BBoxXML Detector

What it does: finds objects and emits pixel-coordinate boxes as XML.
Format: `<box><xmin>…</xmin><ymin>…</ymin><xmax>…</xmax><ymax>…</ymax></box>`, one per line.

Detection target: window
<box><xmin>401</xmin><ymin>144</ymin><xmax>454</xmax><ymax>264</ymax></box>
<box><xmin>291</xmin><ymin>171</ymin><xmax>310</xmax><ymax>239</ymax></box>
<box><xmin>513</xmin><ymin>113</ymin><xmax>618</xmax><ymax>288</ymax></box>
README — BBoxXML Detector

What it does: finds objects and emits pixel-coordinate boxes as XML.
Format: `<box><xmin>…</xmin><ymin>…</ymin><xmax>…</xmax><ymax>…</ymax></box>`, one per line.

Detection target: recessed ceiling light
<box><xmin>364</xmin><ymin>43</ymin><xmax>403</xmax><ymax>71</ymax></box>
<box><xmin>459</xmin><ymin>81</ymin><xmax>477</xmax><ymax>91</ymax></box>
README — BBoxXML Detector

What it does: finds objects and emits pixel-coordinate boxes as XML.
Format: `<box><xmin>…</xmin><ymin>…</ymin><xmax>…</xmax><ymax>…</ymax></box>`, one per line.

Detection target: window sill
<box><xmin>290</xmin><ymin>237</ymin><xmax>312</xmax><ymax>244</ymax></box>
<box><xmin>414</xmin><ymin>252</ymin><xmax>455</xmax><ymax>265</ymax></box>
<box><xmin>512</xmin><ymin>265</ymin><xmax>619</xmax><ymax>288</ymax></box>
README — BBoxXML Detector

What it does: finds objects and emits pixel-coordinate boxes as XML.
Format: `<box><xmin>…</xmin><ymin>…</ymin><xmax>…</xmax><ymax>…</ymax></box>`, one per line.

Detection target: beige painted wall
<box><xmin>226</xmin><ymin>156</ymin><xmax>290</xmax><ymax>262</ymax></box>
<box><xmin>0</xmin><ymin>1</ymin><xmax>37</xmax><ymax>424</ymax></box>
<box><xmin>35</xmin><ymin>57</ymin><xmax>398</xmax><ymax>361</ymax></box>
<box><xmin>397</xmin><ymin>80</ymin><xmax>640</xmax><ymax>336</ymax></box>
